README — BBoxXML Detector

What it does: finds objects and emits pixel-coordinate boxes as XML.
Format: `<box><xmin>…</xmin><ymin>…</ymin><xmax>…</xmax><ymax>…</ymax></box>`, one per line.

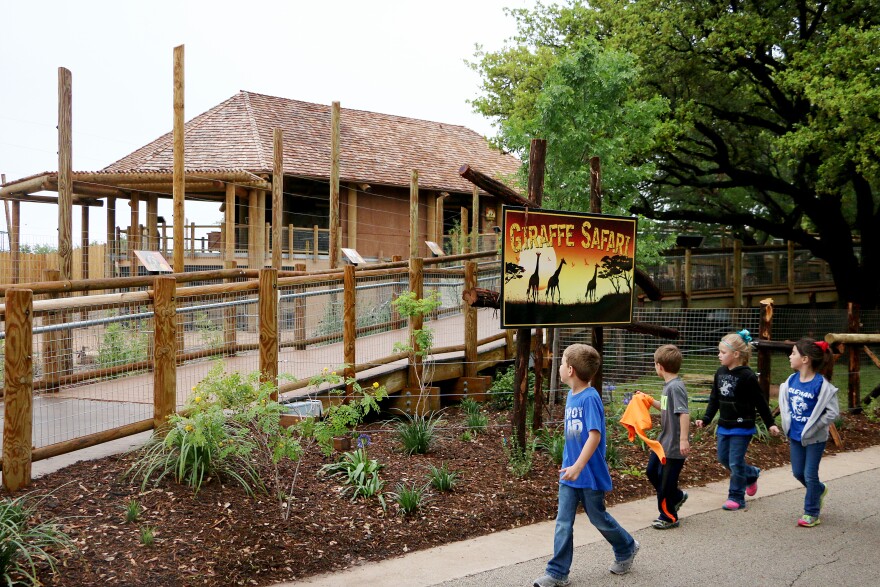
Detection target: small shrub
<box><xmin>459</xmin><ymin>430</ymin><xmax>474</xmax><ymax>442</ymax></box>
<box><xmin>427</xmin><ymin>463</ymin><xmax>458</xmax><ymax>492</ymax></box>
<box><xmin>97</xmin><ymin>321</ymin><xmax>148</xmax><ymax>368</ymax></box>
<box><xmin>0</xmin><ymin>493</ymin><xmax>75</xmax><ymax>585</ymax></box>
<box><xmin>320</xmin><ymin>448</ymin><xmax>386</xmax><ymax>506</ymax></box>
<box><xmin>606</xmin><ymin>438</ymin><xmax>624</xmax><ymax>470</ymax></box>
<box><xmin>465</xmin><ymin>409</ymin><xmax>488</xmax><ymax>432</ymax></box>
<box><xmin>502</xmin><ymin>435</ymin><xmax>535</xmax><ymax>478</ymax></box>
<box><xmin>460</xmin><ymin>397</ymin><xmax>481</xmax><ymax>415</ymax></box>
<box><xmin>139</xmin><ymin>526</ymin><xmax>156</xmax><ymax>546</ymax></box>
<box><xmin>489</xmin><ymin>365</ymin><xmax>535</xmax><ymax>411</ymax></box>
<box><xmin>388</xmin><ymin>482</ymin><xmax>430</xmax><ymax>516</ymax></box>
<box><xmin>395</xmin><ymin>411</ymin><xmax>443</xmax><ymax>455</ymax></box>
<box><xmin>124</xmin><ymin>499</ymin><xmax>142</xmax><ymax>523</ymax></box>
<box><xmin>619</xmin><ymin>465</ymin><xmax>646</xmax><ymax>478</ymax></box>
<box><xmin>536</xmin><ymin>428</ymin><xmax>565</xmax><ymax>466</ymax></box>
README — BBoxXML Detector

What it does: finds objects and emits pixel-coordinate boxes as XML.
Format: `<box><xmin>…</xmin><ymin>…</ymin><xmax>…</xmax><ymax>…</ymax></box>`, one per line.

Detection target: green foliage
<box><xmin>394</xmin><ymin>411</ymin><xmax>443</xmax><ymax>455</ymax></box>
<box><xmin>465</xmin><ymin>410</ymin><xmax>489</xmax><ymax>432</ymax></box>
<box><xmin>128</xmin><ymin>364</ymin><xmax>302</xmax><ymax>498</ymax></box>
<box><xmin>536</xmin><ymin>427</ymin><xmax>565</xmax><ymax>466</ymax></box>
<box><xmin>319</xmin><ymin>448</ymin><xmax>386</xmax><ymax>507</ymax></box>
<box><xmin>459</xmin><ymin>397</ymin><xmax>481</xmax><ymax>415</ymax></box>
<box><xmin>0</xmin><ymin>492</ymin><xmax>75</xmax><ymax>585</ymax></box>
<box><xmin>388</xmin><ymin>482</ymin><xmax>430</xmax><ymax>516</ymax></box>
<box><xmin>619</xmin><ymin>465</ymin><xmax>646</xmax><ymax>478</ymax></box>
<box><xmin>124</xmin><ymin>500</ymin><xmax>142</xmax><ymax>524</ymax></box>
<box><xmin>502</xmin><ymin>435</ymin><xmax>535</xmax><ymax>478</ymax></box>
<box><xmin>427</xmin><ymin>463</ymin><xmax>459</xmax><ymax>492</ymax></box>
<box><xmin>489</xmin><ymin>364</ymin><xmax>535</xmax><ymax>411</ymax></box>
<box><xmin>97</xmin><ymin>321</ymin><xmax>149</xmax><ymax>368</ymax></box>
<box><xmin>300</xmin><ymin>368</ymin><xmax>388</xmax><ymax>456</ymax></box>
<box><xmin>459</xmin><ymin>430</ymin><xmax>474</xmax><ymax>442</ymax></box>
<box><xmin>391</xmin><ymin>291</ymin><xmax>442</xmax><ymax>360</ymax></box>
<box><xmin>193</xmin><ymin>311</ymin><xmax>223</xmax><ymax>351</ymax></box>
<box><xmin>444</xmin><ymin>219</ymin><xmax>463</xmax><ymax>255</ymax></box>
<box><xmin>139</xmin><ymin>526</ymin><xmax>155</xmax><ymax>546</ymax></box>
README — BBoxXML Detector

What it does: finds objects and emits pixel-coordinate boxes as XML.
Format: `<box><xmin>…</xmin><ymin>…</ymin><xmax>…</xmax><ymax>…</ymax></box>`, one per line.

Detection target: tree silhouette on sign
<box><xmin>598</xmin><ymin>255</ymin><xmax>634</xmax><ymax>293</ymax></box>
<box><xmin>504</xmin><ymin>262</ymin><xmax>525</xmax><ymax>284</ymax></box>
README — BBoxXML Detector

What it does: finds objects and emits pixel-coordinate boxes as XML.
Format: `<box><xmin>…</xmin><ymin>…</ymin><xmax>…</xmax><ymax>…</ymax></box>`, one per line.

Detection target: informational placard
<box><xmin>341</xmin><ymin>248</ymin><xmax>366</xmax><ymax>266</ymax></box>
<box><xmin>425</xmin><ymin>241</ymin><xmax>444</xmax><ymax>256</ymax></box>
<box><xmin>500</xmin><ymin>206</ymin><xmax>637</xmax><ymax>328</ymax></box>
<box><xmin>132</xmin><ymin>250</ymin><xmax>173</xmax><ymax>273</ymax></box>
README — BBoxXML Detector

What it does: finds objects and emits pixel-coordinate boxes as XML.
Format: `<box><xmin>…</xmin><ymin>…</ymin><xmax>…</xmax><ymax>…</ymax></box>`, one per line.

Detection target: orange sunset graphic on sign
<box><xmin>500</xmin><ymin>206</ymin><xmax>637</xmax><ymax>328</ymax></box>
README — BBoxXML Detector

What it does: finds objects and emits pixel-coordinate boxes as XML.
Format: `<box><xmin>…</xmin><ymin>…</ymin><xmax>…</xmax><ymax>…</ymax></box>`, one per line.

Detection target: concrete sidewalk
<box><xmin>287</xmin><ymin>445</ymin><xmax>880</xmax><ymax>587</ymax></box>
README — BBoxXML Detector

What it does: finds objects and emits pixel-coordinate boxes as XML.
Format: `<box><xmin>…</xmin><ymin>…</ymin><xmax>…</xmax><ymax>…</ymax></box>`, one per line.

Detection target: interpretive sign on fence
<box><xmin>500</xmin><ymin>206</ymin><xmax>637</xmax><ymax>328</ymax></box>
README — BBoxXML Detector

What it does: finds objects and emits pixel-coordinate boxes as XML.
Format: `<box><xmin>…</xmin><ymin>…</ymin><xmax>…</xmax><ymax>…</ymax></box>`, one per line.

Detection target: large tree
<box><xmin>473</xmin><ymin>1</ymin><xmax>880</xmax><ymax>307</ymax></box>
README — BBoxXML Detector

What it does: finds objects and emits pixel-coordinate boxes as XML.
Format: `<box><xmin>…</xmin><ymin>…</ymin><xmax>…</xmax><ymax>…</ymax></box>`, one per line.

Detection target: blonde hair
<box><xmin>720</xmin><ymin>332</ymin><xmax>751</xmax><ymax>365</ymax></box>
<box><xmin>654</xmin><ymin>344</ymin><xmax>683</xmax><ymax>374</ymax></box>
<box><xmin>563</xmin><ymin>343</ymin><xmax>601</xmax><ymax>383</ymax></box>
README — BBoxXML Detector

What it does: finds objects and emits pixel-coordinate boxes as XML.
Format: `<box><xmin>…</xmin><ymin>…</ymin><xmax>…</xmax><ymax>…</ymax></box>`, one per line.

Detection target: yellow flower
<box><xmin>372</xmin><ymin>382</ymin><xmax>379</xmax><ymax>389</ymax></box>
<box><xmin>322</xmin><ymin>367</ymin><xmax>328</xmax><ymax>373</ymax></box>
<box><xmin>331</xmin><ymin>371</ymin><xmax>337</xmax><ymax>376</ymax></box>
<box><xmin>185</xmin><ymin>425</ymin><xmax>194</xmax><ymax>432</ymax></box>
<box><xmin>194</xmin><ymin>396</ymin><xmax>202</xmax><ymax>403</ymax></box>
<box><xmin>191</xmin><ymin>386</ymin><xmax>197</xmax><ymax>392</ymax></box>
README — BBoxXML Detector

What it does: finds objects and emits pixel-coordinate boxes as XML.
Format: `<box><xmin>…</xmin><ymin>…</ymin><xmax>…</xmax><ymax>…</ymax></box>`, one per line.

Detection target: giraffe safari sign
<box><xmin>500</xmin><ymin>206</ymin><xmax>637</xmax><ymax>328</ymax></box>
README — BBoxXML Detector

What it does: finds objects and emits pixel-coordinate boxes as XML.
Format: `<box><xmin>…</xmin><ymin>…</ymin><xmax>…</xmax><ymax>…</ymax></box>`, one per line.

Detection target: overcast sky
<box><xmin>0</xmin><ymin>0</ymin><xmax>533</xmax><ymax>243</ymax></box>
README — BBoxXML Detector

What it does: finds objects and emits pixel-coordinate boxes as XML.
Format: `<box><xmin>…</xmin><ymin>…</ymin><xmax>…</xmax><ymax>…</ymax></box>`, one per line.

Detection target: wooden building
<box><xmin>0</xmin><ymin>91</ymin><xmax>520</xmax><ymax>277</ymax></box>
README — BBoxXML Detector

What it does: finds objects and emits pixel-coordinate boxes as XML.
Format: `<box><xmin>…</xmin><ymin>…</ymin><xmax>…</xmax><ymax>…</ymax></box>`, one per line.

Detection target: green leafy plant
<box><xmin>139</xmin><ymin>526</ymin><xmax>155</xmax><ymax>546</ymax></box>
<box><xmin>536</xmin><ymin>427</ymin><xmax>565</xmax><ymax>466</ymax></box>
<box><xmin>392</xmin><ymin>290</ymin><xmax>442</xmax><ymax>395</ymax></box>
<box><xmin>460</xmin><ymin>397</ymin><xmax>481</xmax><ymax>415</ymax></box>
<box><xmin>489</xmin><ymin>364</ymin><xmax>535</xmax><ymax>411</ymax></box>
<box><xmin>395</xmin><ymin>410</ymin><xmax>443</xmax><ymax>455</ymax></box>
<box><xmin>459</xmin><ymin>430</ymin><xmax>474</xmax><ymax>442</ymax></box>
<box><xmin>124</xmin><ymin>499</ymin><xmax>142</xmax><ymax>523</ymax></box>
<box><xmin>319</xmin><ymin>448</ymin><xmax>386</xmax><ymax>507</ymax></box>
<box><xmin>300</xmin><ymin>368</ymin><xmax>388</xmax><ymax>456</ymax></box>
<box><xmin>388</xmin><ymin>482</ymin><xmax>431</xmax><ymax>516</ymax></box>
<box><xmin>97</xmin><ymin>321</ymin><xmax>149</xmax><ymax>368</ymax></box>
<box><xmin>502</xmin><ymin>435</ymin><xmax>535</xmax><ymax>478</ymax></box>
<box><xmin>128</xmin><ymin>364</ymin><xmax>302</xmax><ymax>501</ymax></box>
<box><xmin>193</xmin><ymin>310</ymin><xmax>223</xmax><ymax>351</ymax></box>
<box><xmin>427</xmin><ymin>463</ymin><xmax>459</xmax><ymax>492</ymax></box>
<box><xmin>0</xmin><ymin>492</ymin><xmax>75</xmax><ymax>585</ymax></box>
<box><xmin>605</xmin><ymin>437</ymin><xmax>624</xmax><ymax>470</ymax></box>
<box><xmin>465</xmin><ymin>409</ymin><xmax>489</xmax><ymax>432</ymax></box>
<box><xmin>619</xmin><ymin>465</ymin><xmax>646</xmax><ymax>478</ymax></box>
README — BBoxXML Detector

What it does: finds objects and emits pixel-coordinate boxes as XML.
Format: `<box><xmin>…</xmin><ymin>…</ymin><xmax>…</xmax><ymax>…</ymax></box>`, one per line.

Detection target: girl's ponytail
<box><xmin>794</xmin><ymin>338</ymin><xmax>833</xmax><ymax>379</ymax></box>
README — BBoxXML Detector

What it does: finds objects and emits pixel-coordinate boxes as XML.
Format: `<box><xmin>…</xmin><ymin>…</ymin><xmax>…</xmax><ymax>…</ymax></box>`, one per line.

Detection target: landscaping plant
<box><xmin>394</xmin><ymin>410</ymin><xmax>444</xmax><ymax>455</ymax></box>
<box><xmin>0</xmin><ymin>492</ymin><xmax>74</xmax><ymax>585</ymax></box>
<box><xmin>427</xmin><ymin>463</ymin><xmax>458</xmax><ymax>492</ymax></box>
<box><xmin>388</xmin><ymin>482</ymin><xmax>431</xmax><ymax>516</ymax></box>
<box><xmin>319</xmin><ymin>448</ymin><xmax>387</xmax><ymax>507</ymax></box>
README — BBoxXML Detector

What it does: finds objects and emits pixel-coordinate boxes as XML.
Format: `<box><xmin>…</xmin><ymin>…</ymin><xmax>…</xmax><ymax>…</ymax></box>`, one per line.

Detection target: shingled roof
<box><xmin>103</xmin><ymin>91</ymin><xmax>520</xmax><ymax>194</ymax></box>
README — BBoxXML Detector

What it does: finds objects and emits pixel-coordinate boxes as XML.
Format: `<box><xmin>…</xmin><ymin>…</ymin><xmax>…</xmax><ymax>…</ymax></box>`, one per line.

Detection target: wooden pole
<box><xmin>294</xmin><ymin>263</ymin><xmax>307</xmax><ymax>349</ymax></box>
<box><xmin>223</xmin><ymin>259</ymin><xmax>237</xmax><ymax>356</ymax></box>
<box><xmin>80</xmin><ymin>206</ymin><xmax>90</xmax><ymax>280</ymax></box>
<box><xmin>57</xmin><ymin>67</ymin><xmax>73</xmax><ymax>282</ymax></box>
<box><xmin>848</xmin><ymin>302</ymin><xmax>861</xmax><ymax>412</ymax></box>
<box><xmin>464</xmin><ymin>261</ymin><xmax>478</xmax><ymax>377</ymax></box>
<box><xmin>146</xmin><ymin>195</ymin><xmax>158</xmax><ymax>251</ymax></box>
<box><xmin>472</xmin><ymin>186</ymin><xmax>480</xmax><ymax>253</ymax></box>
<box><xmin>225</xmin><ymin>183</ymin><xmax>236</xmax><ymax>263</ymax></box>
<box><xmin>259</xmin><ymin>268</ymin><xmax>279</xmax><ymax>398</ymax></box>
<box><xmin>408</xmin><ymin>256</ymin><xmax>424</xmax><ymax>387</ymax></box>
<box><xmin>3</xmin><ymin>288</ymin><xmax>33</xmax><ymax>491</ymax></box>
<box><xmin>190</xmin><ymin>222</ymin><xmax>196</xmax><ymax>258</ymax></box>
<box><xmin>684</xmin><ymin>247</ymin><xmax>692</xmax><ymax>306</ymax></box>
<box><xmin>129</xmin><ymin>194</ymin><xmax>140</xmax><ymax>275</ymax></box>
<box><xmin>248</xmin><ymin>189</ymin><xmax>259</xmax><ymax>270</ymax></box>
<box><xmin>757</xmin><ymin>298</ymin><xmax>773</xmax><ymax>402</ymax></box>
<box><xmin>10</xmin><ymin>200</ymin><xmax>20</xmax><ymax>284</ymax></box>
<box><xmin>105</xmin><ymin>196</ymin><xmax>115</xmax><ymax>281</ymax></box>
<box><xmin>787</xmin><ymin>240</ymin><xmax>795</xmax><ymax>298</ymax></box>
<box><xmin>329</xmin><ymin>101</ymin><xmax>341</xmax><ymax>269</ymax></box>
<box><xmin>41</xmin><ymin>269</ymin><xmax>62</xmax><ymax>390</ymax></box>
<box><xmin>460</xmin><ymin>206</ymin><xmax>469</xmax><ymax>254</ymax></box>
<box><xmin>435</xmin><ymin>193</ymin><xmax>446</xmax><ymax>244</ymax></box>
<box><xmin>312</xmin><ymin>225</ymin><xmax>319</xmax><ymax>262</ymax></box>
<box><xmin>410</xmin><ymin>170</ymin><xmax>419</xmax><ymax>259</ymax></box>
<box><xmin>172</xmin><ymin>44</ymin><xmax>185</xmax><ymax>273</ymax></box>
<box><xmin>272</xmin><ymin>128</ymin><xmax>283</xmax><ymax>269</ymax></box>
<box><xmin>589</xmin><ymin>156</ymin><xmax>603</xmax><ymax>397</ymax></box>
<box><xmin>344</xmin><ymin>264</ymin><xmax>356</xmax><ymax>401</ymax></box>
<box><xmin>733</xmin><ymin>239</ymin><xmax>743</xmax><ymax>308</ymax></box>
<box><xmin>347</xmin><ymin>185</ymin><xmax>358</xmax><ymax>249</ymax></box>
<box><xmin>153</xmin><ymin>276</ymin><xmax>177</xmax><ymax>432</ymax></box>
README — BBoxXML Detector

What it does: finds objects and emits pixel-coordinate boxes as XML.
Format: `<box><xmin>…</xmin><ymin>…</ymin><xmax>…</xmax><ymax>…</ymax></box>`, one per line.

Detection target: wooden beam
<box><xmin>80</xmin><ymin>206</ymin><xmax>90</xmax><ymax>280</ymax></box>
<box><xmin>329</xmin><ymin>101</ymin><xmax>340</xmax><ymax>269</ymax></box>
<box><xmin>459</xmin><ymin>164</ymin><xmax>535</xmax><ymax>208</ymax></box>
<box><xmin>153</xmin><ymin>277</ymin><xmax>177</xmax><ymax>433</ymax></box>
<box><xmin>3</xmin><ymin>288</ymin><xmax>34</xmax><ymax>491</ymax></box>
<box><xmin>272</xmin><ymin>128</ymin><xmax>283</xmax><ymax>269</ymax></box>
<box><xmin>347</xmin><ymin>184</ymin><xmax>357</xmax><ymax>249</ymax></box>
<box><xmin>172</xmin><ymin>44</ymin><xmax>185</xmax><ymax>273</ymax></box>
<box><xmin>225</xmin><ymin>183</ymin><xmax>236</xmax><ymax>262</ymax></box>
<box><xmin>10</xmin><ymin>200</ymin><xmax>20</xmax><ymax>283</ymax></box>
<box><xmin>259</xmin><ymin>268</ymin><xmax>279</xmax><ymax>396</ymax></box>
<box><xmin>146</xmin><ymin>195</ymin><xmax>158</xmax><ymax>251</ymax></box>
<box><xmin>0</xmin><ymin>193</ymin><xmax>103</xmax><ymax>206</ymax></box>
<box><xmin>410</xmin><ymin>169</ymin><xmax>419</xmax><ymax>259</ymax></box>
<box><xmin>58</xmin><ymin>67</ymin><xmax>73</xmax><ymax>281</ymax></box>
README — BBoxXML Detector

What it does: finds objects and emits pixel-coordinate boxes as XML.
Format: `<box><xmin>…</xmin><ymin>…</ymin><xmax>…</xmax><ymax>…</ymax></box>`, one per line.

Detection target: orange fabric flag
<box><xmin>619</xmin><ymin>393</ymin><xmax>666</xmax><ymax>464</ymax></box>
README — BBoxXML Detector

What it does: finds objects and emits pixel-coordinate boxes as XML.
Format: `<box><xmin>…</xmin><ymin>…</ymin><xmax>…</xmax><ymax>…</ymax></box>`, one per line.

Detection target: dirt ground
<box><xmin>17</xmin><ymin>405</ymin><xmax>880</xmax><ymax>586</ymax></box>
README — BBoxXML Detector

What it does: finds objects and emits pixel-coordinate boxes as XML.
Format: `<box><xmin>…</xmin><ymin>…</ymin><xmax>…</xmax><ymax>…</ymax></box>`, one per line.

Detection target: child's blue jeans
<box><xmin>546</xmin><ymin>483</ymin><xmax>636</xmax><ymax>580</ymax></box>
<box><xmin>716</xmin><ymin>433</ymin><xmax>759</xmax><ymax>506</ymax></box>
<box><xmin>790</xmin><ymin>440</ymin><xmax>827</xmax><ymax>516</ymax></box>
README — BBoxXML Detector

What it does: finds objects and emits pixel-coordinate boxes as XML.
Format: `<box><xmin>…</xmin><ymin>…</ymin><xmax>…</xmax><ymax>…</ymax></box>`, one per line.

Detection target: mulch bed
<box><xmin>16</xmin><ymin>407</ymin><xmax>880</xmax><ymax>586</ymax></box>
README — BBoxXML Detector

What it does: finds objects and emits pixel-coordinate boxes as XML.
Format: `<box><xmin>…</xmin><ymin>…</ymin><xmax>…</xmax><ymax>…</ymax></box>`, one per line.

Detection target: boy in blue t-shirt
<box><xmin>533</xmin><ymin>344</ymin><xmax>639</xmax><ymax>587</ymax></box>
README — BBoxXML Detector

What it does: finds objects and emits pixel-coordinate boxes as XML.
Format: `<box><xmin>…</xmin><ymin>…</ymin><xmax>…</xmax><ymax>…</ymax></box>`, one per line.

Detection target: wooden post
<box><xmin>513</xmin><ymin>138</ymin><xmax>546</xmax><ymax>449</ymax></box>
<box><xmin>464</xmin><ymin>261</ymin><xmax>478</xmax><ymax>377</ymax></box>
<box><xmin>460</xmin><ymin>206</ymin><xmax>469</xmax><ymax>254</ymax></box>
<box><xmin>313</xmin><ymin>225</ymin><xmax>319</xmax><ymax>262</ymax></box>
<box><xmin>153</xmin><ymin>276</ymin><xmax>177</xmax><ymax>432</ymax></box>
<box><xmin>272</xmin><ymin>128</ymin><xmax>283</xmax><ymax>269</ymax></box>
<box><xmin>41</xmin><ymin>269</ymin><xmax>62</xmax><ymax>390</ymax></box>
<box><xmin>190</xmin><ymin>222</ymin><xmax>196</xmax><ymax>258</ymax></box>
<box><xmin>410</xmin><ymin>170</ymin><xmax>419</xmax><ymax>259</ymax></box>
<box><xmin>757</xmin><ymin>298</ymin><xmax>773</xmax><ymax>403</ymax></box>
<box><xmin>146</xmin><ymin>195</ymin><xmax>158</xmax><ymax>251</ymax></box>
<box><xmin>329</xmin><ymin>101</ymin><xmax>341</xmax><ymax>269</ymax></box>
<box><xmin>248</xmin><ymin>189</ymin><xmax>259</xmax><ymax>270</ymax></box>
<box><xmin>294</xmin><ymin>263</ymin><xmax>307</xmax><ymax>349</ymax></box>
<box><xmin>787</xmin><ymin>240</ymin><xmax>795</xmax><ymax>299</ymax></box>
<box><xmin>57</xmin><ymin>67</ymin><xmax>73</xmax><ymax>282</ymax></box>
<box><xmin>390</xmin><ymin>255</ymin><xmax>404</xmax><ymax>329</ymax></box>
<box><xmin>435</xmin><ymin>193</ymin><xmax>446</xmax><ymax>244</ymax></box>
<box><xmin>589</xmin><ymin>156</ymin><xmax>604</xmax><ymax>398</ymax></box>
<box><xmin>161</xmin><ymin>220</ymin><xmax>168</xmax><ymax>256</ymax></box>
<box><xmin>80</xmin><ymin>206</ymin><xmax>90</xmax><ymax>280</ymax></box>
<box><xmin>288</xmin><ymin>224</ymin><xmax>294</xmax><ymax>259</ymax></box>
<box><xmin>3</xmin><ymin>288</ymin><xmax>34</xmax><ymax>492</ymax></box>
<box><xmin>259</xmin><ymin>268</ymin><xmax>279</xmax><ymax>398</ymax></box>
<box><xmin>105</xmin><ymin>196</ymin><xmax>115</xmax><ymax>281</ymax></box>
<box><xmin>265</xmin><ymin>222</ymin><xmax>271</xmax><ymax>261</ymax></box>
<box><xmin>129</xmin><ymin>194</ymin><xmax>140</xmax><ymax>276</ymax></box>
<box><xmin>684</xmin><ymin>247</ymin><xmax>692</xmax><ymax>306</ymax></box>
<box><xmin>10</xmin><ymin>200</ymin><xmax>20</xmax><ymax>284</ymax></box>
<box><xmin>733</xmin><ymin>239</ymin><xmax>743</xmax><ymax>308</ymax></box>
<box><xmin>472</xmin><ymin>186</ymin><xmax>480</xmax><ymax>252</ymax></box>
<box><xmin>172</xmin><ymin>44</ymin><xmax>185</xmax><ymax>273</ymax></box>
<box><xmin>225</xmin><ymin>183</ymin><xmax>236</xmax><ymax>263</ymax></box>
<box><xmin>848</xmin><ymin>302</ymin><xmax>861</xmax><ymax>412</ymax></box>
<box><xmin>408</xmin><ymin>257</ymin><xmax>424</xmax><ymax>387</ymax></box>
<box><xmin>220</xmin><ymin>259</ymin><xmax>238</xmax><ymax>356</ymax></box>
<box><xmin>347</xmin><ymin>185</ymin><xmax>357</xmax><ymax>249</ymax></box>
<box><xmin>533</xmin><ymin>328</ymin><xmax>545</xmax><ymax>432</ymax></box>
<box><xmin>343</xmin><ymin>264</ymin><xmax>356</xmax><ymax>401</ymax></box>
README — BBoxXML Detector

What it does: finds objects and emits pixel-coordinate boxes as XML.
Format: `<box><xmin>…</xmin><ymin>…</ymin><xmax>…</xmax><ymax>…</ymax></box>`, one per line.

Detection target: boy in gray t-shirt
<box><xmin>635</xmin><ymin>344</ymin><xmax>690</xmax><ymax>529</ymax></box>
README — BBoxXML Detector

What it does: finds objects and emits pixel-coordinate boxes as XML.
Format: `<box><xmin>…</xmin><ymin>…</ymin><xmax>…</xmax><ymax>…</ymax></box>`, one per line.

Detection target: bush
<box><xmin>0</xmin><ymin>493</ymin><xmax>74</xmax><ymax>585</ymax></box>
<box><xmin>395</xmin><ymin>411</ymin><xmax>443</xmax><ymax>455</ymax></box>
<box><xmin>319</xmin><ymin>448</ymin><xmax>386</xmax><ymax>507</ymax></box>
<box><xmin>97</xmin><ymin>321</ymin><xmax>149</xmax><ymax>368</ymax></box>
<box><xmin>490</xmin><ymin>364</ymin><xmax>536</xmax><ymax>410</ymax></box>
<box><xmin>502</xmin><ymin>435</ymin><xmax>535</xmax><ymax>478</ymax></box>
<box><xmin>536</xmin><ymin>427</ymin><xmax>565</xmax><ymax>466</ymax></box>
<box><xmin>388</xmin><ymin>482</ymin><xmax>430</xmax><ymax>516</ymax></box>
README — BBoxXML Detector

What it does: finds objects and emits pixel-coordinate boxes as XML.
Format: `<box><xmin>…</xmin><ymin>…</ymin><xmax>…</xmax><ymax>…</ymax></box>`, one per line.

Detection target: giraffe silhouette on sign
<box><xmin>585</xmin><ymin>262</ymin><xmax>599</xmax><ymax>302</ymax></box>
<box><xmin>527</xmin><ymin>252</ymin><xmax>541</xmax><ymax>303</ymax></box>
<box><xmin>545</xmin><ymin>258</ymin><xmax>566</xmax><ymax>304</ymax></box>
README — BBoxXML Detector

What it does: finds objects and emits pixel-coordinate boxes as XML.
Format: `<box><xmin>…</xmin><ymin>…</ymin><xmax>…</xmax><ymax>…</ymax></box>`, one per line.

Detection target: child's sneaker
<box><xmin>652</xmin><ymin>517</ymin><xmax>680</xmax><ymax>530</ymax></box>
<box><xmin>675</xmin><ymin>491</ymin><xmax>689</xmax><ymax>513</ymax></box>
<box><xmin>819</xmin><ymin>484</ymin><xmax>829</xmax><ymax>510</ymax></box>
<box><xmin>722</xmin><ymin>499</ymin><xmax>742</xmax><ymax>511</ymax></box>
<box><xmin>746</xmin><ymin>470</ymin><xmax>760</xmax><ymax>496</ymax></box>
<box><xmin>608</xmin><ymin>540</ymin><xmax>640</xmax><ymax>575</ymax></box>
<box><xmin>798</xmin><ymin>514</ymin><xmax>821</xmax><ymax>527</ymax></box>
<box><xmin>533</xmin><ymin>574</ymin><xmax>570</xmax><ymax>587</ymax></box>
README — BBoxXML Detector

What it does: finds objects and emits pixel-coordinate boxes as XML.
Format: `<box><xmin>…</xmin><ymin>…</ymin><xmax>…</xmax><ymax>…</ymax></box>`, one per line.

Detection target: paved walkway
<box><xmin>287</xmin><ymin>445</ymin><xmax>880</xmax><ymax>587</ymax></box>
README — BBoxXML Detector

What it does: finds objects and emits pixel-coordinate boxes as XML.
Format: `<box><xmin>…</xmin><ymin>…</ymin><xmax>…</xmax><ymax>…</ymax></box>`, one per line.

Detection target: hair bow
<box><xmin>815</xmin><ymin>341</ymin><xmax>830</xmax><ymax>352</ymax></box>
<box><xmin>737</xmin><ymin>329</ymin><xmax>752</xmax><ymax>344</ymax></box>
